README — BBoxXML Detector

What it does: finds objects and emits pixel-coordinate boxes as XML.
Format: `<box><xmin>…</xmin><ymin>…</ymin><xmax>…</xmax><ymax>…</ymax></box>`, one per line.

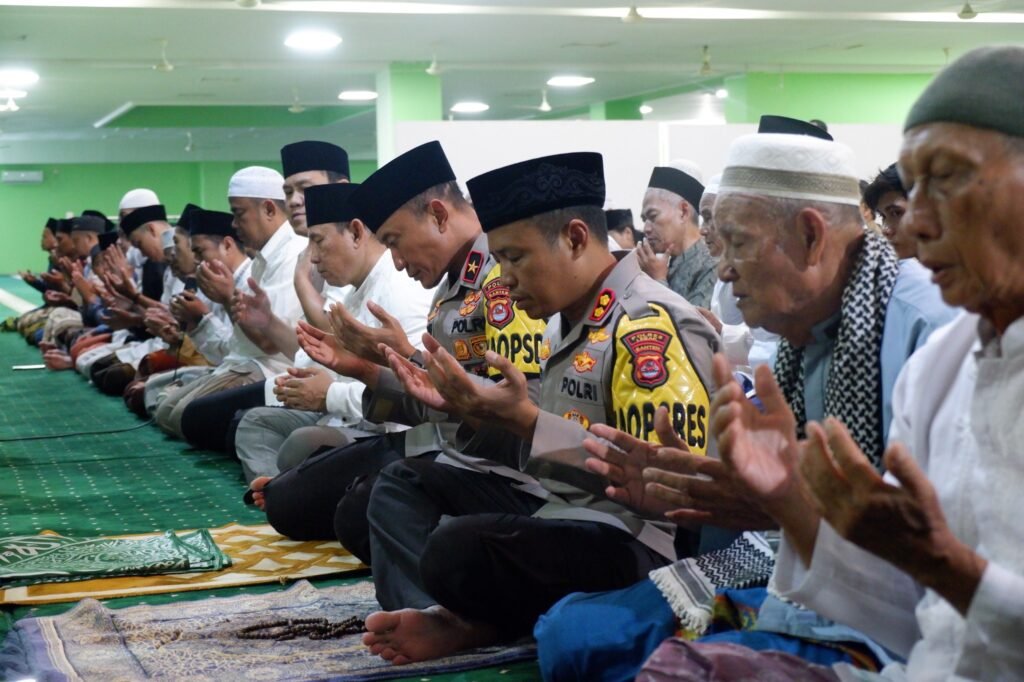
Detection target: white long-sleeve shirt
<box><xmin>264</xmin><ymin>250</ymin><xmax>436</xmax><ymax>427</ymax></box>
<box><xmin>190</xmin><ymin>258</ymin><xmax>252</xmax><ymax>366</ymax></box>
<box><xmin>774</xmin><ymin>312</ymin><xmax>1024</xmax><ymax>681</ymax></box>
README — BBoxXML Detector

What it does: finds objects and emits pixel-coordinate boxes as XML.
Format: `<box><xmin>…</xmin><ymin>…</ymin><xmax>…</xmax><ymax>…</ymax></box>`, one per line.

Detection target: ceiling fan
<box><xmin>511</xmin><ymin>88</ymin><xmax>553</xmax><ymax>113</ymax></box>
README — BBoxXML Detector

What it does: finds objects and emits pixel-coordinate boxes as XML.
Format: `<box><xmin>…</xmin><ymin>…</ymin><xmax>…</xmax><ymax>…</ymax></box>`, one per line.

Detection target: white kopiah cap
<box><xmin>119</xmin><ymin>188</ymin><xmax>160</xmax><ymax>211</ymax></box>
<box><xmin>228</xmin><ymin>166</ymin><xmax>286</xmax><ymax>201</ymax></box>
<box><xmin>718</xmin><ymin>133</ymin><xmax>861</xmax><ymax>207</ymax></box>
<box><xmin>702</xmin><ymin>173</ymin><xmax>722</xmax><ymax>197</ymax></box>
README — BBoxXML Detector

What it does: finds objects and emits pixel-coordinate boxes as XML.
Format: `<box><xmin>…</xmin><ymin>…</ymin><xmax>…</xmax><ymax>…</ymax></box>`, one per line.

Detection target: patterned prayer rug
<box><xmin>2</xmin><ymin>579</ymin><xmax>537</xmax><ymax>681</ymax></box>
<box><xmin>0</xmin><ymin>524</ymin><xmax>367</xmax><ymax>605</ymax></box>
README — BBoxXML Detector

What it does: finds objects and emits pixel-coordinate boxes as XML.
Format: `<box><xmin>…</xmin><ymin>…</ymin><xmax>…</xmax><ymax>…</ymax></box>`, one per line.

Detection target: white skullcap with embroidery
<box><xmin>702</xmin><ymin>173</ymin><xmax>722</xmax><ymax>197</ymax></box>
<box><xmin>719</xmin><ymin>133</ymin><xmax>861</xmax><ymax>206</ymax></box>
<box><xmin>119</xmin><ymin>188</ymin><xmax>160</xmax><ymax>211</ymax></box>
<box><xmin>228</xmin><ymin>166</ymin><xmax>286</xmax><ymax>200</ymax></box>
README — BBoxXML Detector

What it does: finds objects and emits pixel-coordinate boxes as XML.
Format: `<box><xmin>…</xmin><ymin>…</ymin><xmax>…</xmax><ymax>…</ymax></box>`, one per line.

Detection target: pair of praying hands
<box><xmin>591</xmin><ymin>353</ymin><xmax>981</xmax><ymax>611</ymax></box>
<box><xmin>294</xmin><ymin>301</ymin><xmax>416</xmax><ymax>385</ymax></box>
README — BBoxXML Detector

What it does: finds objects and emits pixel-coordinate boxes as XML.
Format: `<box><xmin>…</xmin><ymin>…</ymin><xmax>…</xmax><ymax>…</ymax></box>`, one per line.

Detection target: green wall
<box><xmin>723</xmin><ymin>72</ymin><xmax>934</xmax><ymax>124</ymax></box>
<box><xmin>0</xmin><ymin>159</ymin><xmax>378</xmax><ymax>274</ymax></box>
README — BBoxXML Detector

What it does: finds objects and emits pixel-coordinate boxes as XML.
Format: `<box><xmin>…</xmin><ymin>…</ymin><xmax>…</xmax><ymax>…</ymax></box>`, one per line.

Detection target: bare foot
<box><xmin>43</xmin><ymin>350</ymin><xmax>73</xmax><ymax>370</ymax></box>
<box><xmin>249</xmin><ymin>476</ymin><xmax>272</xmax><ymax>511</ymax></box>
<box><xmin>362</xmin><ymin>606</ymin><xmax>499</xmax><ymax>665</ymax></box>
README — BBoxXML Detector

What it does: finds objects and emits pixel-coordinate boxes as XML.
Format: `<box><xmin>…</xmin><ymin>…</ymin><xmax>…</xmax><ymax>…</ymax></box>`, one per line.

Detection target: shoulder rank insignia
<box><xmin>461</xmin><ymin>250</ymin><xmax>484</xmax><ymax>284</ymax></box>
<box><xmin>563</xmin><ymin>408</ymin><xmax>591</xmax><ymax>429</ymax></box>
<box><xmin>459</xmin><ymin>290</ymin><xmax>482</xmax><ymax>316</ymax></box>
<box><xmin>622</xmin><ymin>328</ymin><xmax>671</xmax><ymax>389</ymax></box>
<box><xmin>539</xmin><ymin>338</ymin><xmax>551</xmax><ymax>361</ymax></box>
<box><xmin>588</xmin><ymin>288</ymin><xmax>616</xmax><ymax>324</ymax></box>
<box><xmin>483</xmin><ymin>277</ymin><xmax>514</xmax><ymax>329</ymax></box>
<box><xmin>470</xmin><ymin>334</ymin><xmax>489</xmax><ymax>357</ymax></box>
<box><xmin>587</xmin><ymin>327</ymin><xmax>610</xmax><ymax>344</ymax></box>
<box><xmin>573</xmin><ymin>350</ymin><xmax>597</xmax><ymax>374</ymax></box>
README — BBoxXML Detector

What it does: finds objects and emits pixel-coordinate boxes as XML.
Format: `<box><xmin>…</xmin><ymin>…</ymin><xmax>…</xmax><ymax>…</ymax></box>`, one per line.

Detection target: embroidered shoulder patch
<box><xmin>462</xmin><ymin>250</ymin><xmax>484</xmax><ymax>284</ymax></box>
<box><xmin>563</xmin><ymin>408</ymin><xmax>591</xmax><ymax>429</ymax></box>
<box><xmin>611</xmin><ymin>303</ymin><xmax>711</xmax><ymax>452</ymax></box>
<box><xmin>588</xmin><ymin>288</ymin><xmax>616</xmax><ymax>324</ymax></box>
<box><xmin>573</xmin><ymin>350</ymin><xmax>597</xmax><ymax>374</ymax></box>
<box><xmin>621</xmin><ymin>328</ymin><xmax>672</xmax><ymax>389</ymax></box>
<box><xmin>459</xmin><ymin>290</ymin><xmax>482</xmax><ymax>316</ymax></box>
<box><xmin>483</xmin><ymin>276</ymin><xmax>514</xmax><ymax>330</ymax></box>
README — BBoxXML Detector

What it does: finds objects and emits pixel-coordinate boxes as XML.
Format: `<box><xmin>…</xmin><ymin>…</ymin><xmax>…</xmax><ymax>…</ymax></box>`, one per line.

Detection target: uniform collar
<box><xmin>552</xmin><ymin>250</ymin><xmax>642</xmax><ymax>356</ymax></box>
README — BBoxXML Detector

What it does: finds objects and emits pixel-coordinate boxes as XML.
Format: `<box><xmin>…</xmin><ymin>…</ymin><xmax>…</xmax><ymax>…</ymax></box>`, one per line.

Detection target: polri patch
<box><xmin>483</xmin><ymin>277</ymin><xmax>514</xmax><ymax>330</ymax></box>
<box><xmin>573</xmin><ymin>350</ymin><xmax>597</xmax><ymax>374</ymax></box>
<box><xmin>622</xmin><ymin>328</ymin><xmax>671</xmax><ymax>389</ymax></box>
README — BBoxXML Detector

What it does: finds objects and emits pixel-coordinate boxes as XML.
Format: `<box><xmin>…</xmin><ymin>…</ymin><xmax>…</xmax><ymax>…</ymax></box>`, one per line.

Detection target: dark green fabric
<box><xmin>905</xmin><ymin>46</ymin><xmax>1024</xmax><ymax>138</ymax></box>
<box><xmin>0</xmin><ymin>280</ymin><xmax>541</xmax><ymax>681</ymax></box>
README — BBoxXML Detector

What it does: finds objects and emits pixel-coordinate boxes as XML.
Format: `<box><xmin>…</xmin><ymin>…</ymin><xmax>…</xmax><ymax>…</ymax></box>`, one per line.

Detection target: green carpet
<box><xmin>0</xmin><ymin>278</ymin><xmax>541</xmax><ymax>681</ymax></box>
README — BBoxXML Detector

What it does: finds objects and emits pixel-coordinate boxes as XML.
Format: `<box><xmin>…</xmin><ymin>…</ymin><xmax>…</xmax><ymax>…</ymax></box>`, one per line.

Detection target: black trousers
<box><xmin>262</xmin><ymin>431</ymin><xmax>409</xmax><ymax>559</ymax></box>
<box><xmin>180</xmin><ymin>381</ymin><xmax>265</xmax><ymax>453</ymax></box>
<box><xmin>366</xmin><ymin>458</ymin><xmax>668</xmax><ymax>632</ymax></box>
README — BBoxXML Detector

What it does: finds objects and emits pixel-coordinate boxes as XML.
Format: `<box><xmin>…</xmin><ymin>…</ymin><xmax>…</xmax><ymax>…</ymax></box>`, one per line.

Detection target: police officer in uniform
<box><xmin>256</xmin><ymin>142</ymin><xmax>549</xmax><ymax>606</ymax></box>
<box><xmin>363</xmin><ymin>152</ymin><xmax>719</xmax><ymax>665</ymax></box>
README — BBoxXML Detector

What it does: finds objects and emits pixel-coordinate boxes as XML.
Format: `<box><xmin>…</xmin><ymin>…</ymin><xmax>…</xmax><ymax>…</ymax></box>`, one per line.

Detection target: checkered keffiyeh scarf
<box><xmin>774</xmin><ymin>228</ymin><xmax>899</xmax><ymax>469</ymax></box>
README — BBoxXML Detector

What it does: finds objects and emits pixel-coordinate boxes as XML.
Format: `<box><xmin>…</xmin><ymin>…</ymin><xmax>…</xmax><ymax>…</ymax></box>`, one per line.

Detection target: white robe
<box><xmin>774</xmin><ymin>312</ymin><xmax>1024</xmax><ymax>681</ymax></box>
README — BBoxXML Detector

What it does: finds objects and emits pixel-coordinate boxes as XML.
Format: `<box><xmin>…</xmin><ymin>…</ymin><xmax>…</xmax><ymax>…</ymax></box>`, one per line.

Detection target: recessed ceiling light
<box><xmin>284</xmin><ymin>30</ymin><xmax>342</xmax><ymax>53</ymax></box>
<box><xmin>0</xmin><ymin>68</ymin><xmax>39</xmax><ymax>87</ymax></box>
<box><xmin>338</xmin><ymin>90</ymin><xmax>378</xmax><ymax>101</ymax></box>
<box><xmin>547</xmin><ymin>75</ymin><xmax>595</xmax><ymax>88</ymax></box>
<box><xmin>0</xmin><ymin>89</ymin><xmax>27</xmax><ymax>99</ymax></box>
<box><xmin>639</xmin><ymin>104</ymin><xmax>653</xmax><ymax>115</ymax></box>
<box><xmin>450</xmin><ymin>101</ymin><xmax>489</xmax><ymax>113</ymax></box>
<box><xmin>715</xmin><ymin>88</ymin><xmax>729</xmax><ymax>99</ymax></box>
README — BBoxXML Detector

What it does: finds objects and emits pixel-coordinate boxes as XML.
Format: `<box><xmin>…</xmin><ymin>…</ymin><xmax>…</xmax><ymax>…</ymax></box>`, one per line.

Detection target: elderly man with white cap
<box><xmin>153</xmin><ymin>166</ymin><xmax>307</xmax><ymax>442</ymax></box>
<box><xmin>537</xmin><ymin>130</ymin><xmax>956</xmax><ymax>680</ymax></box>
<box><xmin>685</xmin><ymin>44</ymin><xmax>1024</xmax><ymax>681</ymax></box>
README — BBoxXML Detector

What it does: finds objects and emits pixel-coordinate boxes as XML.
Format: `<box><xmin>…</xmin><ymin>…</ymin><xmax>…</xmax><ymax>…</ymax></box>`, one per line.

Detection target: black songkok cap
<box><xmin>98</xmin><ymin>230</ymin><xmax>120</xmax><ymax>250</ymax></box>
<box><xmin>55</xmin><ymin>218</ymin><xmax>73</xmax><ymax>235</ymax></box>
<box><xmin>120</xmin><ymin>204</ymin><xmax>168</xmax><ymax>235</ymax></box>
<box><xmin>189</xmin><ymin>209</ymin><xmax>237</xmax><ymax>238</ymax></box>
<box><xmin>605</xmin><ymin>208</ymin><xmax>634</xmax><ymax>232</ymax></box>
<box><xmin>71</xmin><ymin>215</ymin><xmax>106</xmax><ymax>233</ymax></box>
<box><xmin>305</xmin><ymin>183</ymin><xmax>361</xmax><ymax>228</ymax></box>
<box><xmin>904</xmin><ymin>46</ymin><xmax>1024</xmax><ymax>139</ymax></box>
<box><xmin>467</xmin><ymin>152</ymin><xmax>605</xmax><ymax>233</ymax></box>
<box><xmin>45</xmin><ymin>217</ymin><xmax>60</xmax><ymax>231</ymax></box>
<box><xmin>647</xmin><ymin>167</ymin><xmax>705</xmax><ymax>211</ymax></box>
<box><xmin>281</xmin><ymin>141</ymin><xmax>350</xmax><ymax>180</ymax></box>
<box><xmin>81</xmin><ymin>209</ymin><xmax>116</xmax><ymax>233</ymax></box>
<box><xmin>352</xmin><ymin>141</ymin><xmax>456</xmax><ymax>232</ymax></box>
<box><xmin>176</xmin><ymin>203</ymin><xmax>202</xmax><ymax>230</ymax></box>
<box><xmin>757</xmin><ymin>115</ymin><xmax>834</xmax><ymax>141</ymax></box>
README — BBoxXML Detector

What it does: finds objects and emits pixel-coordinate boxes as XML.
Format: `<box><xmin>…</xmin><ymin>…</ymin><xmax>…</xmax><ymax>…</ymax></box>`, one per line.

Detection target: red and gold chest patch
<box><xmin>622</xmin><ymin>328</ymin><xmax>671</xmax><ymax>389</ymax></box>
<box><xmin>563</xmin><ymin>408</ymin><xmax>591</xmax><ymax>429</ymax></box>
<box><xmin>470</xmin><ymin>334</ymin><xmax>488</xmax><ymax>357</ymax></box>
<box><xmin>588</xmin><ymin>288</ymin><xmax>616</xmax><ymax>324</ymax></box>
<box><xmin>539</xmin><ymin>338</ymin><xmax>551</xmax><ymax>361</ymax></box>
<box><xmin>573</xmin><ymin>350</ymin><xmax>597</xmax><ymax>374</ymax></box>
<box><xmin>459</xmin><ymin>290</ymin><xmax>482</xmax><ymax>316</ymax></box>
<box><xmin>453</xmin><ymin>339</ymin><xmax>471</xmax><ymax>362</ymax></box>
<box><xmin>483</xmin><ymin>277</ymin><xmax>514</xmax><ymax>330</ymax></box>
<box><xmin>427</xmin><ymin>299</ymin><xmax>442</xmax><ymax>323</ymax></box>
